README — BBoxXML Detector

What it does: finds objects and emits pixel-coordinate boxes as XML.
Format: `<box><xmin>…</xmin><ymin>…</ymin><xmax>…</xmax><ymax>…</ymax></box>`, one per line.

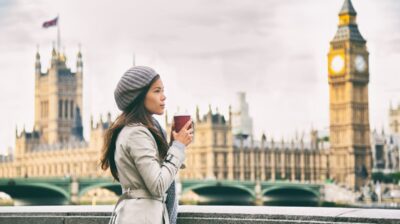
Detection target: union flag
<box><xmin>42</xmin><ymin>17</ymin><xmax>58</xmax><ymax>28</ymax></box>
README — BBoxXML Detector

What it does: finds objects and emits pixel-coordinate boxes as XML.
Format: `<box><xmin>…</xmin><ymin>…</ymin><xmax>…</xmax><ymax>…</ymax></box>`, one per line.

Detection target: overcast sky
<box><xmin>0</xmin><ymin>0</ymin><xmax>400</xmax><ymax>153</ymax></box>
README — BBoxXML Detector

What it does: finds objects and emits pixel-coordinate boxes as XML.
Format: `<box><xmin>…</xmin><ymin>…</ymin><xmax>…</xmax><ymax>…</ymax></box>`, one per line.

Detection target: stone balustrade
<box><xmin>0</xmin><ymin>205</ymin><xmax>400</xmax><ymax>223</ymax></box>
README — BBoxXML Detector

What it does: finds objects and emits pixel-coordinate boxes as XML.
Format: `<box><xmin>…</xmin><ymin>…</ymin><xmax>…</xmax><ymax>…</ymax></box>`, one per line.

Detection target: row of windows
<box><xmin>214</xmin><ymin>152</ymin><xmax>228</xmax><ymax>168</ymax></box>
<box><xmin>353</xmin><ymin>86</ymin><xmax>366</xmax><ymax>102</ymax></box>
<box><xmin>232</xmin><ymin>152</ymin><xmax>319</xmax><ymax>167</ymax></box>
<box><xmin>331</xmin><ymin>129</ymin><xmax>367</xmax><ymax>145</ymax></box>
<box><xmin>213</xmin><ymin>132</ymin><xmax>227</xmax><ymax>146</ymax></box>
<box><xmin>231</xmin><ymin>166</ymin><xmax>324</xmax><ymax>181</ymax></box>
<box><xmin>58</xmin><ymin>100</ymin><xmax>74</xmax><ymax>119</ymax></box>
<box><xmin>332</xmin><ymin>85</ymin><xmax>346</xmax><ymax>102</ymax></box>
<box><xmin>12</xmin><ymin>162</ymin><xmax>98</xmax><ymax>177</ymax></box>
<box><xmin>332</xmin><ymin>84</ymin><xmax>367</xmax><ymax>102</ymax></box>
<box><xmin>184</xmin><ymin>167</ymin><xmax>328</xmax><ymax>182</ymax></box>
<box><xmin>332</xmin><ymin>105</ymin><xmax>367</xmax><ymax>124</ymax></box>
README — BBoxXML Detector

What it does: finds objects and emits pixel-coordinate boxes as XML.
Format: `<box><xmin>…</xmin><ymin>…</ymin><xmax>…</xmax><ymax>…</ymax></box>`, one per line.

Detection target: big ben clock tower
<box><xmin>328</xmin><ymin>0</ymin><xmax>372</xmax><ymax>191</ymax></box>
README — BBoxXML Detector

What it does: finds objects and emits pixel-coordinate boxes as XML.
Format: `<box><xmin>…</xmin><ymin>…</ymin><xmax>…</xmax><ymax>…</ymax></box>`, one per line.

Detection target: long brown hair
<box><xmin>100</xmin><ymin>75</ymin><xmax>169</xmax><ymax>181</ymax></box>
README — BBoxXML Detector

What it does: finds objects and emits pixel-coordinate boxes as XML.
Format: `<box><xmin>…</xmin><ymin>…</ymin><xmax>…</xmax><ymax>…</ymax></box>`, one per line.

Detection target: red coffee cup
<box><xmin>173</xmin><ymin>115</ymin><xmax>192</xmax><ymax>132</ymax></box>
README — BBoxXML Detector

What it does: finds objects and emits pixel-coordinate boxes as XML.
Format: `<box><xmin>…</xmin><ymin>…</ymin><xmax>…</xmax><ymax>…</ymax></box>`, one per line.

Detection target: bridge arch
<box><xmin>0</xmin><ymin>182</ymin><xmax>69</xmax><ymax>200</ymax></box>
<box><xmin>262</xmin><ymin>185</ymin><xmax>319</xmax><ymax>198</ymax></box>
<box><xmin>182</xmin><ymin>181</ymin><xmax>255</xmax><ymax>199</ymax></box>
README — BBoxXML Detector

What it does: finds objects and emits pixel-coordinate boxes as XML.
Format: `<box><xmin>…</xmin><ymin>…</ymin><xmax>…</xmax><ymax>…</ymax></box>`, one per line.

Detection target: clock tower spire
<box><xmin>327</xmin><ymin>0</ymin><xmax>372</xmax><ymax>191</ymax></box>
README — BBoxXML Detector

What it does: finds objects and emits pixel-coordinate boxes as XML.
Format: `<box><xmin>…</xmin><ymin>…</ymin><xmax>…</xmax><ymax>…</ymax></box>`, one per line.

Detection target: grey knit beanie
<box><xmin>114</xmin><ymin>66</ymin><xmax>158</xmax><ymax>111</ymax></box>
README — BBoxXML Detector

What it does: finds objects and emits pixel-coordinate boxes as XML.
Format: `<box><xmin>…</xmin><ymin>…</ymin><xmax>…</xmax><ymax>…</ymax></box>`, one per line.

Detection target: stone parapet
<box><xmin>0</xmin><ymin>205</ymin><xmax>400</xmax><ymax>224</ymax></box>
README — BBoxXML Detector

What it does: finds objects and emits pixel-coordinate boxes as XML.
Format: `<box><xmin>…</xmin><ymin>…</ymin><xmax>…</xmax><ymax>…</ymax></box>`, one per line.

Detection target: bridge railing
<box><xmin>0</xmin><ymin>205</ymin><xmax>399</xmax><ymax>224</ymax></box>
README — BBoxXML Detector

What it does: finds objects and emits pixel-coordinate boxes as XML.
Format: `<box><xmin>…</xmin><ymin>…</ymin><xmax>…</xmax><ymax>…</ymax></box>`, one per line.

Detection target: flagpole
<box><xmin>57</xmin><ymin>14</ymin><xmax>60</xmax><ymax>54</ymax></box>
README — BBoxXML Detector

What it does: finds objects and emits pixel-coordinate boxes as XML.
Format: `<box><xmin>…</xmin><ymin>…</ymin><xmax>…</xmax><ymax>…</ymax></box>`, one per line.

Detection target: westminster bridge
<box><xmin>0</xmin><ymin>177</ymin><xmax>322</xmax><ymax>206</ymax></box>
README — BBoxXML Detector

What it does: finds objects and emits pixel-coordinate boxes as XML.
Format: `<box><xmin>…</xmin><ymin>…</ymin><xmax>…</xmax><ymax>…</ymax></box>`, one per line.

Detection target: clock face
<box><xmin>331</xmin><ymin>55</ymin><xmax>344</xmax><ymax>73</ymax></box>
<box><xmin>355</xmin><ymin>55</ymin><xmax>366</xmax><ymax>72</ymax></box>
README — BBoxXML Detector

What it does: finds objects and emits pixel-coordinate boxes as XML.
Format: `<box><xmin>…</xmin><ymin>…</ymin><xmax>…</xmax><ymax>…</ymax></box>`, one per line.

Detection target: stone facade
<box><xmin>371</xmin><ymin>130</ymin><xmax>400</xmax><ymax>173</ymax></box>
<box><xmin>167</xmin><ymin>99</ymin><xmax>331</xmax><ymax>184</ymax></box>
<box><xmin>0</xmin><ymin>49</ymin><xmax>109</xmax><ymax>179</ymax></box>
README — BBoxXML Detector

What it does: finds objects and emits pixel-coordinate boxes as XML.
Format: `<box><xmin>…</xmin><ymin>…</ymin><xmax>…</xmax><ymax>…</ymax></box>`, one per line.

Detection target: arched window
<box><xmin>45</xmin><ymin>101</ymin><xmax>49</xmax><ymax>118</ymax></box>
<box><xmin>40</xmin><ymin>101</ymin><xmax>43</xmax><ymax>118</ymax></box>
<box><xmin>64</xmin><ymin>100</ymin><xmax>69</xmax><ymax>118</ymax></box>
<box><xmin>58</xmin><ymin>100</ymin><xmax>63</xmax><ymax>118</ymax></box>
<box><xmin>223</xmin><ymin>132</ymin><xmax>227</xmax><ymax>145</ymax></box>
<box><xmin>70</xmin><ymin>100</ymin><xmax>74</xmax><ymax>118</ymax></box>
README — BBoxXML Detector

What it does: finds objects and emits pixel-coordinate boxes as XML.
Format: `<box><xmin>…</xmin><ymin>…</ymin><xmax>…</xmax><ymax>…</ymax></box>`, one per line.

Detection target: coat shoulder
<box><xmin>123</xmin><ymin>124</ymin><xmax>152</xmax><ymax>137</ymax></box>
<box><xmin>117</xmin><ymin>125</ymin><xmax>155</xmax><ymax>145</ymax></box>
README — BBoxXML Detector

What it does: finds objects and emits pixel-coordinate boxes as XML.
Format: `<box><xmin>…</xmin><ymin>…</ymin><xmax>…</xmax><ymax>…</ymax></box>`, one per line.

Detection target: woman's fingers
<box><xmin>172</xmin><ymin>131</ymin><xmax>178</xmax><ymax>139</ymax></box>
<box><xmin>180</xmin><ymin>119</ymin><xmax>192</xmax><ymax>132</ymax></box>
<box><xmin>172</xmin><ymin>120</ymin><xmax>194</xmax><ymax>146</ymax></box>
<box><xmin>187</xmin><ymin>128</ymin><xmax>194</xmax><ymax>134</ymax></box>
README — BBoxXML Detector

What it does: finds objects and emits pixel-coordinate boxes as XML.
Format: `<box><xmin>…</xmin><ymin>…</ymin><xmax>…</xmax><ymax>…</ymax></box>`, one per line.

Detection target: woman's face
<box><xmin>144</xmin><ymin>78</ymin><xmax>166</xmax><ymax>115</ymax></box>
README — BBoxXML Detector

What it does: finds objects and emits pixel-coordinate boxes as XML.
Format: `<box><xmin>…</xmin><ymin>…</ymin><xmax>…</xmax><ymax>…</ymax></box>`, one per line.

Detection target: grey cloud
<box><xmin>0</xmin><ymin>1</ymin><xmax>48</xmax><ymax>52</ymax></box>
<box><xmin>386</xmin><ymin>37</ymin><xmax>400</xmax><ymax>54</ymax></box>
<box><xmin>0</xmin><ymin>0</ymin><xmax>399</xmax><ymax>152</ymax></box>
<box><xmin>290</xmin><ymin>53</ymin><xmax>314</xmax><ymax>61</ymax></box>
<box><xmin>172</xmin><ymin>1</ymin><xmax>277</xmax><ymax>36</ymax></box>
<box><xmin>172</xmin><ymin>46</ymin><xmax>271</xmax><ymax>60</ymax></box>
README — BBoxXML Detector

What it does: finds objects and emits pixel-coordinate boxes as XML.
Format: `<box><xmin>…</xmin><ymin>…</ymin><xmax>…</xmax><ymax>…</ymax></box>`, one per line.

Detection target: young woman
<box><xmin>100</xmin><ymin>66</ymin><xmax>193</xmax><ymax>224</ymax></box>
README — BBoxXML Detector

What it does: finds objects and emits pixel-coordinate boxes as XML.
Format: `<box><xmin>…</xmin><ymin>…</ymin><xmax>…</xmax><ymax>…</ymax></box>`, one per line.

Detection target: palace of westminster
<box><xmin>0</xmin><ymin>0</ymin><xmax>399</xmax><ymax>192</ymax></box>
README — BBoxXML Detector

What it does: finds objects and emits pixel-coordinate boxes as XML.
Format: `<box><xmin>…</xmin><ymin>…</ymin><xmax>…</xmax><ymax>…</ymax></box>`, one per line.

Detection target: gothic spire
<box><xmin>196</xmin><ymin>105</ymin><xmax>200</xmax><ymax>122</ymax></box>
<box><xmin>76</xmin><ymin>44</ymin><xmax>83</xmax><ymax>73</ymax></box>
<box><xmin>35</xmin><ymin>45</ymin><xmax>40</xmax><ymax>61</ymax></box>
<box><xmin>332</xmin><ymin>0</ymin><xmax>365</xmax><ymax>43</ymax></box>
<box><xmin>77</xmin><ymin>43</ymin><xmax>82</xmax><ymax>58</ymax></box>
<box><xmin>339</xmin><ymin>0</ymin><xmax>357</xmax><ymax>16</ymax></box>
<box><xmin>35</xmin><ymin>45</ymin><xmax>41</xmax><ymax>74</ymax></box>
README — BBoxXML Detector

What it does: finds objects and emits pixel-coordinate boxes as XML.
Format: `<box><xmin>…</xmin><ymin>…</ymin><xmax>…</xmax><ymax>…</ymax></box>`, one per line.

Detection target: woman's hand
<box><xmin>172</xmin><ymin>119</ymin><xmax>193</xmax><ymax>146</ymax></box>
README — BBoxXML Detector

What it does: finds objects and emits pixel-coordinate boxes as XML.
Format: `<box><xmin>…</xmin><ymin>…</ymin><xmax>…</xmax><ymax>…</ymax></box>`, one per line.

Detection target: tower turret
<box><xmin>228</xmin><ymin>105</ymin><xmax>232</xmax><ymax>126</ymax></box>
<box><xmin>90</xmin><ymin>115</ymin><xmax>94</xmax><ymax>130</ymax></box>
<box><xmin>77</xmin><ymin>49</ymin><xmax>83</xmax><ymax>73</ymax></box>
<box><xmin>51</xmin><ymin>46</ymin><xmax>58</xmax><ymax>67</ymax></box>
<box><xmin>35</xmin><ymin>49</ymin><xmax>41</xmax><ymax>76</ymax></box>
<box><xmin>196</xmin><ymin>105</ymin><xmax>200</xmax><ymax>123</ymax></box>
<box><xmin>207</xmin><ymin>104</ymin><xmax>212</xmax><ymax>123</ymax></box>
<box><xmin>75</xmin><ymin>48</ymin><xmax>83</xmax><ymax>121</ymax></box>
<box><xmin>261</xmin><ymin>133</ymin><xmax>267</xmax><ymax>148</ymax></box>
<box><xmin>33</xmin><ymin>45</ymin><xmax>85</xmax><ymax>144</ymax></box>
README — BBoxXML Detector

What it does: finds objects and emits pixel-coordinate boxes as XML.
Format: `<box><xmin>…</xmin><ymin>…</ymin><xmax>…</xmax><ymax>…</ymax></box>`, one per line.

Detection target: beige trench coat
<box><xmin>113</xmin><ymin>124</ymin><xmax>185</xmax><ymax>224</ymax></box>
